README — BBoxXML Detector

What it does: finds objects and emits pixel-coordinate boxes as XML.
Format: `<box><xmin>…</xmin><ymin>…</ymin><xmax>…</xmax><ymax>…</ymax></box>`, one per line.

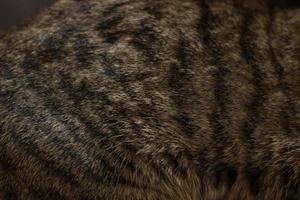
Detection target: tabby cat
<box><xmin>0</xmin><ymin>0</ymin><xmax>299</xmax><ymax>199</ymax></box>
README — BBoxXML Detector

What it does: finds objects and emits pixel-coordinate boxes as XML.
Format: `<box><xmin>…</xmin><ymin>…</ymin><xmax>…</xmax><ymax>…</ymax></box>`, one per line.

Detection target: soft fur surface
<box><xmin>0</xmin><ymin>0</ymin><xmax>299</xmax><ymax>199</ymax></box>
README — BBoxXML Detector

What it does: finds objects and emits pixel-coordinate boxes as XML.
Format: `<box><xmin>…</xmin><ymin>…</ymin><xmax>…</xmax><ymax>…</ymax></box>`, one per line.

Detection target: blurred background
<box><xmin>0</xmin><ymin>0</ymin><xmax>299</xmax><ymax>33</ymax></box>
<box><xmin>0</xmin><ymin>0</ymin><xmax>55</xmax><ymax>32</ymax></box>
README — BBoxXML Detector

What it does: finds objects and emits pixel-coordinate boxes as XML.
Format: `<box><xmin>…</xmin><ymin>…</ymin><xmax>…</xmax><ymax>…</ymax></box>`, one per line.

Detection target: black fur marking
<box><xmin>240</xmin><ymin>15</ymin><xmax>266</xmax><ymax>135</ymax></box>
<box><xmin>168</xmin><ymin>39</ymin><xmax>198</xmax><ymax>136</ymax></box>
<box><xmin>214</xmin><ymin>164</ymin><xmax>238</xmax><ymax>189</ymax></box>
<box><xmin>0</xmin><ymin>152</ymin><xmax>17</xmax><ymax>172</ymax></box>
<box><xmin>96</xmin><ymin>15</ymin><xmax>124</xmax><ymax>31</ymax></box>
<box><xmin>96</xmin><ymin>2</ymin><xmax>132</xmax><ymax>44</ymax></box>
<box><xmin>100</xmin><ymin>53</ymin><xmax>138</xmax><ymax>99</ymax></box>
<box><xmin>37</xmin><ymin>35</ymin><xmax>67</xmax><ymax>62</ymax></box>
<box><xmin>102</xmin><ymin>1</ymin><xmax>134</xmax><ymax>17</ymax></box>
<box><xmin>240</xmin><ymin>12</ymin><xmax>269</xmax><ymax>196</ymax></box>
<box><xmin>143</xmin><ymin>3</ymin><xmax>163</xmax><ymax>19</ymax></box>
<box><xmin>96</xmin><ymin>14</ymin><xmax>126</xmax><ymax>44</ymax></box>
<box><xmin>226</xmin><ymin>166</ymin><xmax>238</xmax><ymax>188</ymax></box>
<box><xmin>286</xmin><ymin>184</ymin><xmax>299</xmax><ymax>200</ymax></box>
<box><xmin>199</xmin><ymin>0</ymin><xmax>231</xmax><ymax>174</ymax></box>
<box><xmin>165</xmin><ymin>153</ymin><xmax>188</xmax><ymax>177</ymax></box>
<box><xmin>172</xmin><ymin>114</ymin><xmax>195</xmax><ymax>135</ymax></box>
<box><xmin>281</xmin><ymin>164</ymin><xmax>293</xmax><ymax>185</ymax></box>
<box><xmin>31</xmin><ymin>188</ymin><xmax>66</xmax><ymax>200</ymax></box>
<box><xmin>17</xmin><ymin>29</ymin><xmax>122</xmax><ymax>156</ymax></box>
<box><xmin>74</xmin><ymin>34</ymin><xmax>96</xmax><ymax>68</ymax></box>
<box><xmin>59</xmin><ymin>73</ymin><xmax>112</xmax><ymax>137</ymax></box>
<box><xmin>9</xmin><ymin>110</ymin><xmax>148</xmax><ymax>193</ymax></box>
<box><xmin>200</xmin><ymin>0</ymin><xmax>228</xmax><ymax>137</ymax></box>
<box><xmin>245</xmin><ymin>167</ymin><xmax>264</xmax><ymax>196</ymax></box>
<box><xmin>0</xmin><ymin>59</ymin><xmax>14</xmax><ymax>79</ymax></box>
<box><xmin>0</xmin><ymin>69</ymin><xmax>141</xmax><ymax>197</ymax></box>
<box><xmin>197</xmin><ymin>150</ymin><xmax>209</xmax><ymax>172</ymax></box>
<box><xmin>11</xmin><ymin>52</ymin><xmax>143</xmax><ymax>195</ymax></box>
<box><xmin>1</xmin><ymin>35</ymin><xmax>101</xmax><ymax>200</ymax></box>
<box><xmin>280</xmin><ymin>165</ymin><xmax>299</xmax><ymax>200</ymax></box>
<box><xmin>59</xmin><ymin>73</ymin><xmax>149</xmax><ymax>180</ymax></box>
<box><xmin>102</xmin><ymin>30</ymin><xmax>128</xmax><ymax>44</ymax></box>
<box><xmin>2</xmin><ymin>185</ymin><xmax>18</xmax><ymax>200</ymax></box>
<box><xmin>130</xmin><ymin>24</ymin><xmax>158</xmax><ymax>63</ymax></box>
<box><xmin>0</xmin><ymin>97</ymin><xmax>98</xmax><ymax>200</ymax></box>
<box><xmin>4</xmin><ymin>119</ymin><xmax>83</xmax><ymax>188</ymax></box>
<box><xmin>267</xmin><ymin>8</ymin><xmax>300</xmax><ymax>137</ymax></box>
<box><xmin>21</xmin><ymin>53</ymin><xmax>40</xmax><ymax>69</ymax></box>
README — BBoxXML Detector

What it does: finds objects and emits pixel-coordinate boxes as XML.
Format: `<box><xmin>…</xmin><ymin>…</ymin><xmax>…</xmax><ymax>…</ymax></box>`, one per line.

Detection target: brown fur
<box><xmin>0</xmin><ymin>0</ymin><xmax>299</xmax><ymax>199</ymax></box>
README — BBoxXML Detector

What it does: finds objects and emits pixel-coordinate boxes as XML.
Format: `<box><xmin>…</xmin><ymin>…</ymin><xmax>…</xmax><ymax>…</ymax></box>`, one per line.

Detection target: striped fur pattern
<box><xmin>0</xmin><ymin>0</ymin><xmax>300</xmax><ymax>199</ymax></box>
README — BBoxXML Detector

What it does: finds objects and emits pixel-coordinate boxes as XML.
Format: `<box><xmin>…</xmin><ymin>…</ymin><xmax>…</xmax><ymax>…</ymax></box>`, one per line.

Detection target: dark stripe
<box><xmin>0</xmin><ymin>98</ymin><xmax>93</xmax><ymax>199</ymax></box>
<box><xmin>286</xmin><ymin>187</ymin><xmax>299</xmax><ymax>200</ymax></box>
<box><xmin>197</xmin><ymin>150</ymin><xmax>209</xmax><ymax>172</ymax></box>
<box><xmin>96</xmin><ymin>8</ymin><xmax>162</xmax><ymax>123</ymax></box>
<box><xmin>99</xmin><ymin>52</ymin><xmax>161</xmax><ymax>141</ymax></box>
<box><xmin>59</xmin><ymin>73</ymin><xmax>133</xmax><ymax>151</ymax></box>
<box><xmin>16</xmin><ymin>29</ymin><xmax>141</xmax><ymax>169</ymax></box>
<box><xmin>58</xmin><ymin>72</ymin><xmax>152</xmax><ymax>179</ymax></box>
<box><xmin>240</xmin><ymin>12</ymin><xmax>268</xmax><ymax>196</ymax></box>
<box><xmin>36</xmin><ymin>34</ymin><xmax>67</xmax><ymax>63</ymax></box>
<box><xmin>101</xmin><ymin>54</ymin><xmax>138</xmax><ymax>99</ymax></box>
<box><xmin>244</xmin><ymin>167</ymin><xmax>264</xmax><ymax>196</ymax></box>
<box><xmin>33</xmin><ymin>189</ymin><xmax>65</xmax><ymax>200</ymax></box>
<box><xmin>101</xmin><ymin>30</ymin><xmax>128</xmax><ymax>44</ymax></box>
<box><xmin>96</xmin><ymin>1</ymin><xmax>136</xmax><ymax>44</ymax></box>
<box><xmin>96</xmin><ymin>14</ymin><xmax>126</xmax><ymax>44</ymax></box>
<box><xmin>20</xmin><ymin>54</ymin><xmax>91</xmax><ymax>143</ymax></box>
<box><xmin>0</xmin><ymin>59</ymin><xmax>14</xmax><ymax>79</ymax></box>
<box><xmin>100</xmin><ymin>52</ymin><xmax>150</xmax><ymax>100</ymax></box>
<box><xmin>74</xmin><ymin>34</ymin><xmax>96</xmax><ymax>68</ymax></box>
<box><xmin>99</xmin><ymin>54</ymin><xmax>170</xmax><ymax>180</ymax></box>
<box><xmin>0</xmin><ymin>151</ymin><xmax>17</xmax><ymax>172</ymax></box>
<box><xmin>1</xmin><ymin>185</ymin><xmax>18</xmax><ymax>200</ymax></box>
<box><xmin>240</xmin><ymin>13</ymin><xmax>267</xmax><ymax>142</ymax></box>
<box><xmin>267</xmin><ymin>8</ymin><xmax>300</xmax><ymax>137</ymax></box>
<box><xmin>1</xmin><ymin>16</ymin><xmax>164</xmax><ymax>200</ymax></box>
<box><xmin>130</xmin><ymin>23</ymin><xmax>159</xmax><ymax>63</ymax></box>
<box><xmin>102</xmin><ymin>1</ymin><xmax>134</xmax><ymax>17</ymax></box>
<box><xmin>143</xmin><ymin>1</ymin><xmax>163</xmax><ymax>19</ymax></box>
<box><xmin>100</xmin><ymin>52</ymin><xmax>160</xmax><ymax>132</ymax></box>
<box><xmin>6</xmin><ymin>33</ymin><xmax>138</xmax><ymax>197</ymax></box>
<box><xmin>58</xmin><ymin>73</ymin><xmax>157</xmax><ymax>184</ymax></box>
<box><xmin>267</xmin><ymin>7</ymin><xmax>284</xmax><ymax>82</ymax></box>
<box><xmin>168</xmin><ymin>39</ymin><xmax>197</xmax><ymax>136</ymax></box>
<box><xmin>198</xmin><ymin>0</ymin><xmax>230</xmax><ymax>184</ymax></box>
<box><xmin>96</xmin><ymin>14</ymin><xmax>124</xmax><ymax>31</ymax></box>
<box><xmin>21</xmin><ymin>41</ymin><xmax>145</xmax><ymax>185</ymax></box>
<box><xmin>199</xmin><ymin>0</ymin><xmax>228</xmax><ymax>136</ymax></box>
<box><xmin>2</xmin><ymin>19</ymin><xmax>162</xmax><ymax>197</ymax></box>
<box><xmin>2</xmin><ymin>60</ymin><xmax>145</xmax><ymax>197</ymax></box>
<box><xmin>214</xmin><ymin>164</ymin><xmax>238</xmax><ymax>190</ymax></box>
<box><xmin>280</xmin><ymin>165</ymin><xmax>299</xmax><ymax>200</ymax></box>
<box><xmin>164</xmin><ymin>152</ymin><xmax>188</xmax><ymax>177</ymax></box>
<box><xmin>23</xmin><ymin>26</ymin><xmax>75</xmax><ymax>68</ymax></box>
<box><xmin>15</xmin><ymin>27</ymin><xmax>116</xmax><ymax>153</ymax></box>
<box><xmin>96</xmin><ymin>13</ymin><xmax>162</xmax><ymax>131</ymax></box>
<box><xmin>60</xmin><ymin>72</ymin><xmax>112</xmax><ymax>106</ymax></box>
<box><xmin>21</xmin><ymin>53</ymin><xmax>40</xmax><ymax>69</ymax></box>
<box><xmin>1</xmin><ymin>108</ymin><xmax>150</xmax><ymax>195</ymax></box>
<box><xmin>20</xmin><ymin>53</ymin><xmax>93</xmax><ymax>144</ymax></box>
<box><xmin>3</xmin><ymin>129</ymin><xmax>86</xmax><ymax>197</ymax></box>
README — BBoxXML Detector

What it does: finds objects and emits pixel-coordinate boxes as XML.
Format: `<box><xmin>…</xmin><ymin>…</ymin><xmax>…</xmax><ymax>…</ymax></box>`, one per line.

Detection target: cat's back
<box><xmin>0</xmin><ymin>0</ymin><xmax>300</xmax><ymax>199</ymax></box>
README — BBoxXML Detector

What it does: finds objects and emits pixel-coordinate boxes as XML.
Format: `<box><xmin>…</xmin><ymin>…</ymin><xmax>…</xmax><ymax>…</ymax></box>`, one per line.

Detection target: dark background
<box><xmin>0</xmin><ymin>0</ymin><xmax>299</xmax><ymax>33</ymax></box>
<box><xmin>0</xmin><ymin>0</ymin><xmax>54</xmax><ymax>32</ymax></box>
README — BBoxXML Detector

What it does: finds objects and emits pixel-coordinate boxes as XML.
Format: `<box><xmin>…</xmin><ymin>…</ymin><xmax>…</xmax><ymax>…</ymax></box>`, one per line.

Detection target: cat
<box><xmin>0</xmin><ymin>0</ymin><xmax>299</xmax><ymax>199</ymax></box>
